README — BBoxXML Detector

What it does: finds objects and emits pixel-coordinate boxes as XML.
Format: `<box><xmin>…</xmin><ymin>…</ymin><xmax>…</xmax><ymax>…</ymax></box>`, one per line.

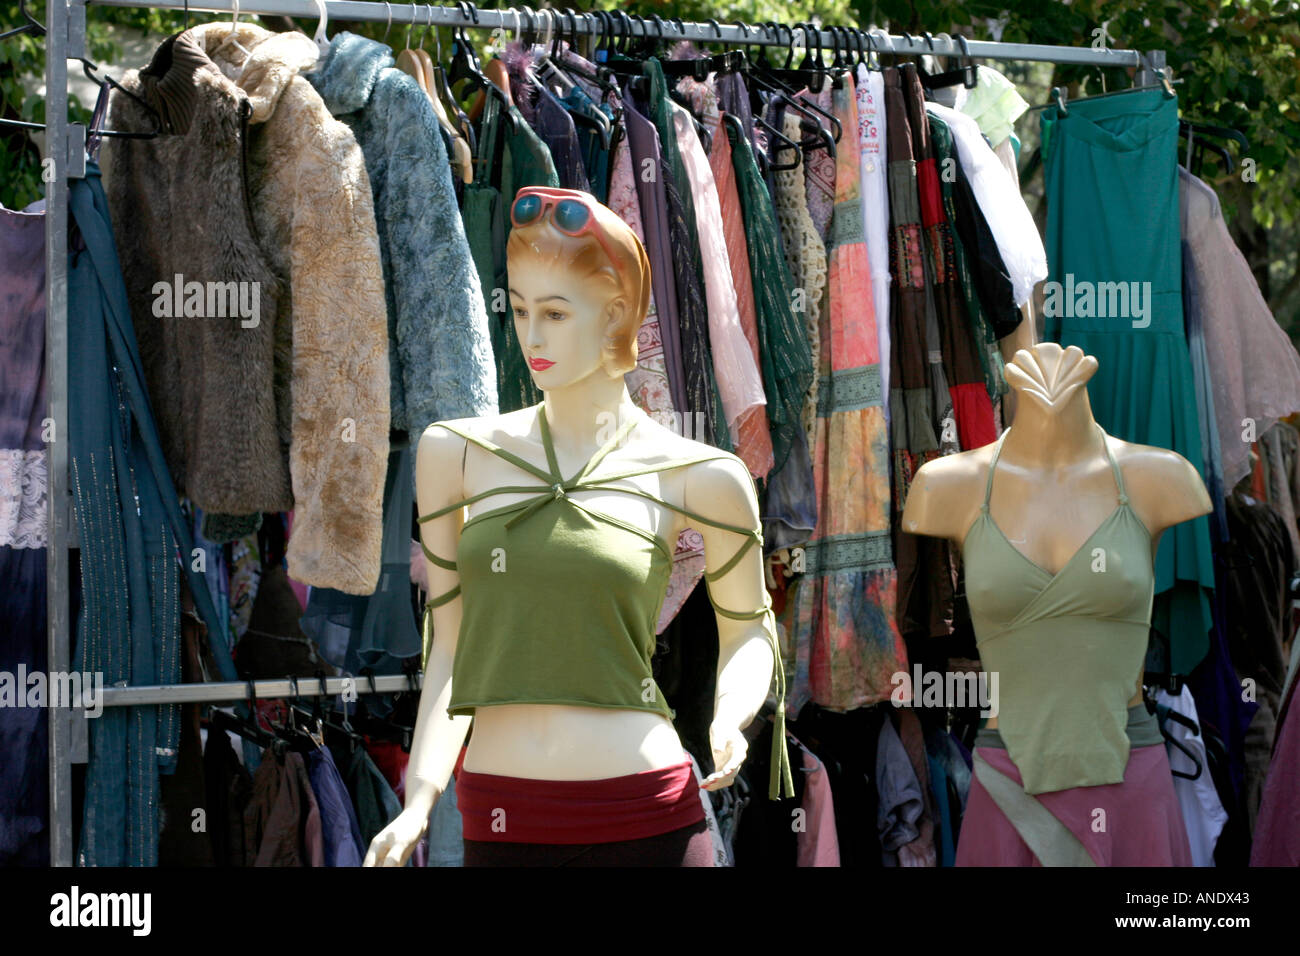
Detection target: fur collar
<box><xmin>309</xmin><ymin>32</ymin><xmax>394</xmax><ymax>116</ymax></box>
<box><xmin>189</xmin><ymin>22</ymin><xmax>320</xmax><ymax>123</ymax></box>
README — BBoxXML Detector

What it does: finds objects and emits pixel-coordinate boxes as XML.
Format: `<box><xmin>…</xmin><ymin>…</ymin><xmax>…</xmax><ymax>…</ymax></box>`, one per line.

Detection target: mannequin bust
<box><xmin>364</xmin><ymin>188</ymin><xmax>778</xmax><ymax>866</ymax></box>
<box><xmin>901</xmin><ymin>342</ymin><xmax>1212</xmax><ymax>728</ymax></box>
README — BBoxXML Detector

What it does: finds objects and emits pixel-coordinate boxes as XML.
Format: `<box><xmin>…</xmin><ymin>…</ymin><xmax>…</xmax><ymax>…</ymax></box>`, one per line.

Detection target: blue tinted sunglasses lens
<box><xmin>553</xmin><ymin>199</ymin><xmax>592</xmax><ymax>232</ymax></box>
<box><xmin>513</xmin><ymin>194</ymin><xmax>543</xmax><ymax>224</ymax></box>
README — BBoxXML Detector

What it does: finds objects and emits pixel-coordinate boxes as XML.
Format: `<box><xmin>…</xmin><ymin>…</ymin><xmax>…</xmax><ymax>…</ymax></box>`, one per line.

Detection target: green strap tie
<box><xmin>414</xmin><ymin>407</ymin><xmax>793</xmax><ymax>799</ymax></box>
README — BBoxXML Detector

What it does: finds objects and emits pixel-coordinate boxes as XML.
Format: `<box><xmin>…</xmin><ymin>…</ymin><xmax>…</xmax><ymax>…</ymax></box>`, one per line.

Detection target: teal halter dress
<box><xmin>1041</xmin><ymin>88</ymin><xmax>1215</xmax><ymax>676</ymax></box>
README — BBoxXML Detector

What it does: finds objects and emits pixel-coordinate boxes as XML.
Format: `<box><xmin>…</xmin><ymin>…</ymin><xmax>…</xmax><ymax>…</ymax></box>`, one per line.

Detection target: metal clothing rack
<box><xmin>39</xmin><ymin>0</ymin><xmax>1167</xmax><ymax>866</ymax></box>
<box><xmin>97</xmin><ymin>673</ymin><xmax>421</xmax><ymax>706</ymax></box>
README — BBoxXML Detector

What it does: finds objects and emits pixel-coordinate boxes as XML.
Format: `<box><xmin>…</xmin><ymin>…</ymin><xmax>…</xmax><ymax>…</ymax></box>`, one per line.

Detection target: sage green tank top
<box><xmin>962</xmin><ymin>426</ymin><xmax>1154</xmax><ymax>795</ymax></box>
<box><xmin>419</xmin><ymin>405</ymin><xmax>795</xmax><ymax>800</ymax></box>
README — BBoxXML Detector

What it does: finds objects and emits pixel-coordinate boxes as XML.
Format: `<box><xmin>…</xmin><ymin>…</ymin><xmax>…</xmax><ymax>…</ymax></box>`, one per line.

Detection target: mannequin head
<box><xmin>505</xmin><ymin>188</ymin><xmax>651</xmax><ymax>390</ymax></box>
<box><xmin>1005</xmin><ymin>343</ymin><xmax>1098</xmax><ymax>417</ymax></box>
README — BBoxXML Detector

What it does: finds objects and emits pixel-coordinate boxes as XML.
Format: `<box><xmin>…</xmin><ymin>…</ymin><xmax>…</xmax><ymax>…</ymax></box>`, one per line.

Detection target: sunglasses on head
<box><xmin>510</xmin><ymin>187</ymin><xmax>626</xmax><ymax>280</ymax></box>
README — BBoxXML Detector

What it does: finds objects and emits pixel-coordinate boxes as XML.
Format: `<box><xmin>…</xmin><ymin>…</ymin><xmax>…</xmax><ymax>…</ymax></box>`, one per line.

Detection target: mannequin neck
<box><xmin>540</xmin><ymin>373</ymin><xmax>639</xmax><ymax>456</ymax></box>
<box><xmin>1000</xmin><ymin>387</ymin><xmax>1105</xmax><ymax>468</ymax></box>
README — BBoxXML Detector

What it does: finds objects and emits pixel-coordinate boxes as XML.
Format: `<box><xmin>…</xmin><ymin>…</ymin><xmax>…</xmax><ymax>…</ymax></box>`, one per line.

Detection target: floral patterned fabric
<box><xmin>783</xmin><ymin>74</ymin><xmax>906</xmax><ymax>712</ymax></box>
<box><xmin>801</xmin><ymin>85</ymin><xmax>836</xmax><ymax>243</ymax></box>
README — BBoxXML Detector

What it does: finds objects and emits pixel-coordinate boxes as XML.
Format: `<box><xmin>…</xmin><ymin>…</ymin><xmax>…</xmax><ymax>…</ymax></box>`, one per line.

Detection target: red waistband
<box><xmin>454</xmin><ymin>753</ymin><xmax>705</xmax><ymax>844</ymax></box>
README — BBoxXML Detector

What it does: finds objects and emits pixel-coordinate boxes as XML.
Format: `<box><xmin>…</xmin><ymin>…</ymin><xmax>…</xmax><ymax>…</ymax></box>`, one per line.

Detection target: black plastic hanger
<box><xmin>0</xmin><ymin>0</ymin><xmax>44</xmax><ymax>41</ymax></box>
<box><xmin>924</xmin><ymin>33</ymin><xmax>978</xmax><ymax>90</ymax></box>
<box><xmin>754</xmin><ymin>22</ymin><xmax>781</xmax><ymax>71</ymax></box>
<box><xmin>861</xmin><ymin>30</ymin><xmax>884</xmax><ymax>72</ymax></box>
<box><xmin>746</xmin><ymin>30</ymin><xmax>842</xmax><ymax>144</ymax></box>
<box><xmin>1155</xmin><ymin>700</ymin><xmax>1203</xmax><ymax>780</ymax></box>
<box><xmin>0</xmin><ymin>56</ymin><xmax>163</xmax><ymax>139</ymax></box>
<box><xmin>447</xmin><ymin>2</ymin><xmax>514</xmax><ymax>131</ymax></box>
<box><xmin>755</xmin><ymin>113</ymin><xmax>801</xmax><ymax>171</ymax></box>
<box><xmin>1179</xmin><ymin>120</ymin><xmax>1248</xmax><ymax>175</ymax></box>
<box><xmin>209</xmin><ymin>685</ymin><xmax>275</xmax><ymax>749</ymax></box>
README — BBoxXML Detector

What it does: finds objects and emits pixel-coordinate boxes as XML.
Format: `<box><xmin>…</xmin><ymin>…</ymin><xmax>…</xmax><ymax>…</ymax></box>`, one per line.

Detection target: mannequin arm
<box><xmin>364</xmin><ymin>424</ymin><xmax>473</xmax><ymax>867</ymax></box>
<box><xmin>685</xmin><ymin>456</ymin><xmax>777</xmax><ymax>789</ymax></box>
<box><xmin>1126</xmin><ymin>446</ymin><xmax>1214</xmax><ymax>536</ymax></box>
<box><xmin>901</xmin><ymin>451</ymin><xmax>986</xmax><ymax>544</ymax></box>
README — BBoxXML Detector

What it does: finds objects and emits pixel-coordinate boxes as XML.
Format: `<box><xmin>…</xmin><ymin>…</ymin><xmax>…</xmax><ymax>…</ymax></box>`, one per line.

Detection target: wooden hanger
<box><xmin>398</xmin><ymin>5</ymin><xmax>473</xmax><ymax>184</ymax></box>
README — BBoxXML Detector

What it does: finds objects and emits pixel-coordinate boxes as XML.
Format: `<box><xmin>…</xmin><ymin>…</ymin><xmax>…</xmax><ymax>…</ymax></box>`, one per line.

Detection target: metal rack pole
<box><xmin>45</xmin><ymin>0</ymin><xmax>74</xmax><ymax>872</ymax></box>
<box><xmin>96</xmin><ymin>673</ymin><xmax>422</xmax><ymax>707</ymax></box>
<box><xmin>45</xmin><ymin>0</ymin><xmax>1164</xmax><ymax>866</ymax></box>
<box><xmin>84</xmin><ymin>0</ymin><xmax>1148</xmax><ymax>69</ymax></box>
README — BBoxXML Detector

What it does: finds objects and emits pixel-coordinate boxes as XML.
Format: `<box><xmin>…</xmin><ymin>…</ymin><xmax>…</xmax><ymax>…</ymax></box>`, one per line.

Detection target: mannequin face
<box><xmin>509</xmin><ymin>257</ymin><xmax>626</xmax><ymax>390</ymax></box>
<box><xmin>1004</xmin><ymin>343</ymin><xmax>1098</xmax><ymax>415</ymax></box>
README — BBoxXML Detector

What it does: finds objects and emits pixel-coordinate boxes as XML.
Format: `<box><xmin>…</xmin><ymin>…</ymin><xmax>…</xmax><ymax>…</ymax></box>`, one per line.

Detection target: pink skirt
<box><xmin>956</xmin><ymin>744</ymin><xmax>1194</xmax><ymax>866</ymax></box>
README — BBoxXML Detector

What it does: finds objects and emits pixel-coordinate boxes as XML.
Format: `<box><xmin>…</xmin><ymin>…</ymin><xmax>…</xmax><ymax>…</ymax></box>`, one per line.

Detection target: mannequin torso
<box><xmin>902</xmin><ymin>344</ymin><xmax>1212</xmax><ymax>728</ymax></box>
<box><xmin>429</xmin><ymin>399</ymin><xmax>756</xmax><ymax>779</ymax></box>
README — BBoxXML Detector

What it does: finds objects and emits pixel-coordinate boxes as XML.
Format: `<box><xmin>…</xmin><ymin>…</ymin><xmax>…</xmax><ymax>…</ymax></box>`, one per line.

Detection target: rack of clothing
<box><xmin>30</xmin><ymin>0</ymin><xmax>1287</xmax><ymax>869</ymax></box>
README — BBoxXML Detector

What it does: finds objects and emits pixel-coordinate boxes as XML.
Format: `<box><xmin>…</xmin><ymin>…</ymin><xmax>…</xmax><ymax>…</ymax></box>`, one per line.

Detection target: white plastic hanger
<box><xmin>540</xmin><ymin>6</ymin><xmax>554</xmax><ymax>52</ymax></box>
<box><xmin>218</xmin><ymin>0</ymin><xmax>255</xmax><ymax>75</ymax></box>
<box><xmin>311</xmin><ymin>0</ymin><xmax>330</xmax><ymax>59</ymax></box>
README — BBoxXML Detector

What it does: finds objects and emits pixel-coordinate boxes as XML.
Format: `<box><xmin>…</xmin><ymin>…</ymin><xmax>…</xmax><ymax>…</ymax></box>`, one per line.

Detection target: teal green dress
<box><xmin>1041</xmin><ymin>88</ymin><xmax>1215</xmax><ymax>676</ymax></box>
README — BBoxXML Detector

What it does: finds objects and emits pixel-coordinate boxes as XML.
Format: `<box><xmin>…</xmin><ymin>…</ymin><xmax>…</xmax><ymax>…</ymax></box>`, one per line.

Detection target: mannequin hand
<box><xmin>700</xmin><ymin>722</ymin><xmax>748</xmax><ymax>791</ymax></box>
<box><xmin>363</xmin><ymin>806</ymin><xmax>430</xmax><ymax>867</ymax></box>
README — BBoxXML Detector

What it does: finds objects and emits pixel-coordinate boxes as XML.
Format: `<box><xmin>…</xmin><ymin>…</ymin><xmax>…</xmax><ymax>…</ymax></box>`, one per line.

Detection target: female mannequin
<box><xmin>902</xmin><ymin>343</ymin><xmax>1208</xmax><ymax>865</ymax></box>
<box><xmin>364</xmin><ymin>188</ymin><xmax>789</xmax><ymax>867</ymax></box>
<box><xmin>902</xmin><ymin>343</ymin><xmax>1211</xmax><ymax>598</ymax></box>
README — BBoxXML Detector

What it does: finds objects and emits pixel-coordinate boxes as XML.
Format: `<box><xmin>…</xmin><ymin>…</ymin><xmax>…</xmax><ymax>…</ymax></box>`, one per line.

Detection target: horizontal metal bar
<box><xmin>82</xmin><ymin>0</ymin><xmax>1142</xmax><ymax>68</ymax></box>
<box><xmin>97</xmin><ymin>673</ymin><xmax>421</xmax><ymax>707</ymax></box>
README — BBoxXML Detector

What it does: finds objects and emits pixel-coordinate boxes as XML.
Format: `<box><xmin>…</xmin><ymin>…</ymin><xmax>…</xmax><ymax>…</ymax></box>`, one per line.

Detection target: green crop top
<box><xmin>961</xmin><ymin>426</ymin><xmax>1155</xmax><ymax>795</ymax></box>
<box><xmin>418</xmin><ymin>405</ymin><xmax>795</xmax><ymax>800</ymax></box>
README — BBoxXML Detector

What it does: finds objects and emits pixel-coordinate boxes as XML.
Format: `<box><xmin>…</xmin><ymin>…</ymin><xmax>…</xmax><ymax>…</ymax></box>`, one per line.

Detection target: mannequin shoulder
<box><xmin>1110</xmin><ymin>438</ymin><xmax>1213</xmax><ymax>529</ymax></box>
<box><xmin>416</xmin><ymin>409</ymin><xmax>535</xmax><ymax>494</ymax></box>
<box><xmin>645</xmin><ymin>428</ymin><xmax>758</xmax><ymax>528</ymax></box>
<box><xmin>419</xmin><ymin>408</ymin><xmax>535</xmax><ymax>457</ymax></box>
<box><xmin>901</xmin><ymin>444</ymin><xmax>999</xmax><ymax>539</ymax></box>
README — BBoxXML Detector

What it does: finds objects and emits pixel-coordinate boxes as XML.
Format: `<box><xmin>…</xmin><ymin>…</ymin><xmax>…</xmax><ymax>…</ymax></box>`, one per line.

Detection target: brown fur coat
<box><xmin>104</xmin><ymin>24</ymin><xmax>388</xmax><ymax>595</ymax></box>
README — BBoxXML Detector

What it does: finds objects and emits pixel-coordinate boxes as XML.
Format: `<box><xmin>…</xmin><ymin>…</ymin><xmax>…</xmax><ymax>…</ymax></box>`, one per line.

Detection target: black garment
<box><xmin>0</xmin><ymin>549</ymin><xmax>46</xmax><ymax>866</ymax></box>
<box><xmin>653</xmin><ymin>582</ymin><xmax>719</xmax><ymax>777</ymax></box>
<box><xmin>159</xmin><ymin>616</ymin><xmax>216</xmax><ymax>866</ymax></box>
<box><xmin>948</xmin><ymin>148</ymin><xmax>1021</xmax><ymax>338</ymax></box>
<box><xmin>788</xmin><ymin>704</ymin><xmax>888</xmax><ymax>867</ymax></box>
<box><xmin>1223</xmin><ymin>492</ymin><xmax>1295</xmax><ymax>696</ymax></box>
<box><xmin>730</xmin><ymin>720</ymin><xmax>807</xmax><ymax>866</ymax></box>
<box><xmin>202</xmin><ymin>727</ymin><xmax>253</xmax><ymax>866</ymax></box>
<box><xmin>660</xmin><ymin>169</ymin><xmax>724</xmax><ymax>447</ymax></box>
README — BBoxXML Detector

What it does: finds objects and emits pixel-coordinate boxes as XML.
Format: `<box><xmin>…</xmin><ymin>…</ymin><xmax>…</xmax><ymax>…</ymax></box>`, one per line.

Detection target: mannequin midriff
<box><xmin>901</xmin><ymin>343</ymin><xmax>1212</xmax><ymax>730</ymax></box>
